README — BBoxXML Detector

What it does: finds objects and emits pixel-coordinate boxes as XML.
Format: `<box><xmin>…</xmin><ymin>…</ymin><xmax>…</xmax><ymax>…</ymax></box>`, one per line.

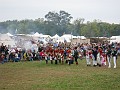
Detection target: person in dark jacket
<box><xmin>111</xmin><ymin>47</ymin><xmax>117</xmax><ymax>68</ymax></box>
<box><xmin>106</xmin><ymin>47</ymin><xmax>112</xmax><ymax>68</ymax></box>
<box><xmin>73</xmin><ymin>47</ymin><xmax>79</xmax><ymax>65</ymax></box>
<box><xmin>92</xmin><ymin>47</ymin><xmax>98</xmax><ymax>66</ymax></box>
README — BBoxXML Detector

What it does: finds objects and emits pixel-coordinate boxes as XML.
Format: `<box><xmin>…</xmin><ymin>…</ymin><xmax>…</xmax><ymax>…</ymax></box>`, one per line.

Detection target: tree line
<box><xmin>0</xmin><ymin>10</ymin><xmax>120</xmax><ymax>37</ymax></box>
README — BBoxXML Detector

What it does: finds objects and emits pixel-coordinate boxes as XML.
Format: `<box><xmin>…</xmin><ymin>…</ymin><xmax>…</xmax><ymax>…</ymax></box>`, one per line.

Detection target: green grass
<box><xmin>0</xmin><ymin>57</ymin><xmax>120</xmax><ymax>90</ymax></box>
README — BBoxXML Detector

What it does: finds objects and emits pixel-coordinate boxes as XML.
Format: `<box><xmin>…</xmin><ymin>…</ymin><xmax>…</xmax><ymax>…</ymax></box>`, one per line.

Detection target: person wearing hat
<box><xmin>92</xmin><ymin>46</ymin><xmax>98</xmax><ymax>66</ymax></box>
<box><xmin>111</xmin><ymin>47</ymin><xmax>117</xmax><ymax>68</ymax></box>
<box><xmin>106</xmin><ymin>47</ymin><xmax>112</xmax><ymax>68</ymax></box>
<box><xmin>86</xmin><ymin>49</ymin><xmax>91</xmax><ymax>66</ymax></box>
<box><xmin>73</xmin><ymin>47</ymin><xmax>79</xmax><ymax>65</ymax></box>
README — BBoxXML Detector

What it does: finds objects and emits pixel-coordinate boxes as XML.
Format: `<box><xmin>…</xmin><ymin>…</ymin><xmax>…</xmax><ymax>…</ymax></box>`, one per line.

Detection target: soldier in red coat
<box><xmin>54</xmin><ymin>48</ymin><xmax>59</xmax><ymax>64</ymax></box>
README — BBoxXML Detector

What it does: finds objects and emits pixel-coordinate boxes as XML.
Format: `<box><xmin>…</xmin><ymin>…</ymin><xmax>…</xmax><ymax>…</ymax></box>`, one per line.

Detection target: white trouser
<box><xmin>108</xmin><ymin>56</ymin><xmax>116</xmax><ymax>68</ymax></box>
<box><xmin>97</xmin><ymin>53</ymin><xmax>101</xmax><ymax>65</ymax></box>
<box><xmin>97</xmin><ymin>56</ymin><xmax>101</xmax><ymax>65</ymax></box>
<box><xmin>113</xmin><ymin>56</ymin><xmax>116</xmax><ymax>68</ymax></box>
<box><xmin>86</xmin><ymin>57</ymin><xmax>91</xmax><ymax>65</ymax></box>
<box><xmin>92</xmin><ymin>56</ymin><xmax>97</xmax><ymax>65</ymax></box>
<box><xmin>93</xmin><ymin>60</ymin><xmax>97</xmax><ymax>65</ymax></box>
<box><xmin>107</xmin><ymin>56</ymin><xmax>111</xmax><ymax>68</ymax></box>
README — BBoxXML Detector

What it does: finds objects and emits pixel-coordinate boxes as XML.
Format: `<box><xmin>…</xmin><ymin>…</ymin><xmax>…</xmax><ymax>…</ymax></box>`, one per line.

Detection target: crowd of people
<box><xmin>0</xmin><ymin>42</ymin><xmax>120</xmax><ymax>68</ymax></box>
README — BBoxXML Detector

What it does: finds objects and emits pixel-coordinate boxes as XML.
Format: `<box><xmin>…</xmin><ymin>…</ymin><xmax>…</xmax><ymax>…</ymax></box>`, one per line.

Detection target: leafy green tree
<box><xmin>98</xmin><ymin>22</ymin><xmax>110</xmax><ymax>37</ymax></box>
<box><xmin>34</xmin><ymin>18</ymin><xmax>45</xmax><ymax>34</ymax></box>
<box><xmin>90</xmin><ymin>20</ymin><xmax>100</xmax><ymax>37</ymax></box>
<box><xmin>73</xmin><ymin>18</ymin><xmax>84</xmax><ymax>35</ymax></box>
<box><xmin>0</xmin><ymin>11</ymin><xmax>120</xmax><ymax>37</ymax></box>
<box><xmin>17</xmin><ymin>20</ymin><xmax>29</xmax><ymax>34</ymax></box>
<box><xmin>45</xmin><ymin>10</ymin><xmax>73</xmax><ymax>35</ymax></box>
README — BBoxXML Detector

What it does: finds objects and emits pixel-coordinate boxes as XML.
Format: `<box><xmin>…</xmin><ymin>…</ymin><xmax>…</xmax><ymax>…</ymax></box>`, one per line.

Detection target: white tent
<box><xmin>76</xmin><ymin>36</ymin><xmax>86</xmax><ymax>39</ymax></box>
<box><xmin>40</xmin><ymin>35</ymin><xmax>51</xmax><ymax>42</ymax></box>
<box><xmin>38</xmin><ymin>38</ymin><xmax>48</xmax><ymax>44</ymax></box>
<box><xmin>0</xmin><ymin>34</ymin><xmax>16</xmax><ymax>47</ymax></box>
<box><xmin>52</xmin><ymin>34</ymin><xmax>60</xmax><ymax>39</ymax></box>
<box><xmin>60</xmin><ymin>34</ymin><xmax>72</xmax><ymax>42</ymax></box>
<box><xmin>57</xmin><ymin>37</ymin><xmax>65</xmax><ymax>43</ymax></box>
<box><xmin>41</xmin><ymin>35</ymin><xmax>51</xmax><ymax>38</ymax></box>
<box><xmin>110</xmin><ymin>36</ymin><xmax>120</xmax><ymax>43</ymax></box>
<box><xmin>33</xmin><ymin>32</ymin><xmax>43</xmax><ymax>37</ymax></box>
<box><xmin>57</xmin><ymin>34</ymin><xmax>73</xmax><ymax>42</ymax></box>
<box><xmin>61</xmin><ymin>34</ymin><xmax>73</xmax><ymax>39</ymax></box>
<box><xmin>7</xmin><ymin>32</ymin><xmax>13</xmax><ymax>37</ymax></box>
<box><xmin>51</xmin><ymin>34</ymin><xmax>60</xmax><ymax>42</ymax></box>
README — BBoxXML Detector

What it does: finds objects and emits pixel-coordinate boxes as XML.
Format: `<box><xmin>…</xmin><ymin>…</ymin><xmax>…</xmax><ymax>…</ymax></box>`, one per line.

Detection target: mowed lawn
<box><xmin>0</xmin><ymin>57</ymin><xmax>120</xmax><ymax>90</ymax></box>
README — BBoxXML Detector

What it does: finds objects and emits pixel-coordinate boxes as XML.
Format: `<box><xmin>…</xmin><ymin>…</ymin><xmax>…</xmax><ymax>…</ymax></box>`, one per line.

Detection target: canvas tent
<box><xmin>76</xmin><ymin>36</ymin><xmax>86</xmax><ymax>39</ymax></box>
<box><xmin>60</xmin><ymin>34</ymin><xmax>72</xmax><ymax>42</ymax></box>
<box><xmin>51</xmin><ymin>34</ymin><xmax>60</xmax><ymax>42</ymax></box>
<box><xmin>7</xmin><ymin>32</ymin><xmax>13</xmax><ymax>37</ymax></box>
<box><xmin>52</xmin><ymin>34</ymin><xmax>60</xmax><ymax>39</ymax></box>
<box><xmin>32</xmin><ymin>32</ymin><xmax>43</xmax><ymax>37</ymax></box>
<box><xmin>0</xmin><ymin>34</ymin><xmax>16</xmax><ymax>47</ymax></box>
<box><xmin>110</xmin><ymin>36</ymin><xmax>120</xmax><ymax>43</ymax></box>
<box><xmin>56</xmin><ymin>37</ymin><xmax>65</xmax><ymax>43</ymax></box>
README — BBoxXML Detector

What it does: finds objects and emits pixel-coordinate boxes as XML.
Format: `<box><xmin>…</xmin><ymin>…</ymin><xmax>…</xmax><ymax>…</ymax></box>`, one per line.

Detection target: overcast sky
<box><xmin>0</xmin><ymin>0</ymin><xmax>120</xmax><ymax>23</ymax></box>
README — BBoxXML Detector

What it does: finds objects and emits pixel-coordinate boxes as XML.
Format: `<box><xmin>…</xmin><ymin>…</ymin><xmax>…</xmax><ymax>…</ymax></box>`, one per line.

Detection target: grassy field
<box><xmin>0</xmin><ymin>57</ymin><xmax>120</xmax><ymax>90</ymax></box>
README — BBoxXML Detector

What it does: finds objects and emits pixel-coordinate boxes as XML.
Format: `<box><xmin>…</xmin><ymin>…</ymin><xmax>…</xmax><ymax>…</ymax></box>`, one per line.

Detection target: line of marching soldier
<box><xmin>40</xmin><ymin>46</ymin><xmax>79</xmax><ymax>65</ymax></box>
